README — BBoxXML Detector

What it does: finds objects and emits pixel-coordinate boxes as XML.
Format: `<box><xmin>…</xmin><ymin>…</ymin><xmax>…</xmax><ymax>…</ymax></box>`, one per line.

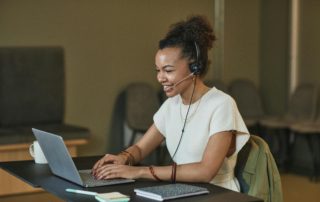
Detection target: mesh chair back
<box><xmin>287</xmin><ymin>83</ymin><xmax>318</xmax><ymax>121</ymax></box>
<box><xmin>228</xmin><ymin>79</ymin><xmax>264</xmax><ymax>119</ymax></box>
<box><xmin>125</xmin><ymin>82</ymin><xmax>160</xmax><ymax>132</ymax></box>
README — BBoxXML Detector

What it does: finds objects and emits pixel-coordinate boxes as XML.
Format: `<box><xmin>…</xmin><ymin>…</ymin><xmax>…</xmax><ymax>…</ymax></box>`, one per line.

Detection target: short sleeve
<box><xmin>209</xmin><ymin>96</ymin><xmax>248</xmax><ymax>137</ymax></box>
<box><xmin>209</xmin><ymin>96</ymin><xmax>250</xmax><ymax>153</ymax></box>
<box><xmin>153</xmin><ymin>99</ymin><xmax>168</xmax><ymax>137</ymax></box>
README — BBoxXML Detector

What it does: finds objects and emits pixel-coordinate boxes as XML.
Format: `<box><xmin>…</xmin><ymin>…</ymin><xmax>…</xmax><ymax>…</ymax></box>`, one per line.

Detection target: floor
<box><xmin>0</xmin><ymin>173</ymin><xmax>319</xmax><ymax>202</ymax></box>
<box><xmin>281</xmin><ymin>173</ymin><xmax>320</xmax><ymax>202</ymax></box>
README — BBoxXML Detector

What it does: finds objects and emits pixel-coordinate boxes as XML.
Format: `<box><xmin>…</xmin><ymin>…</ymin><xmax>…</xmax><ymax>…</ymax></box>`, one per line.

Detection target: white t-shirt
<box><xmin>153</xmin><ymin>87</ymin><xmax>249</xmax><ymax>191</ymax></box>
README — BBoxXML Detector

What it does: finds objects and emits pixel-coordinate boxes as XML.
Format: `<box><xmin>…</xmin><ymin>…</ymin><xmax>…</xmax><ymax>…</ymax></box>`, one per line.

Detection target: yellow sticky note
<box><xmin>95</xmin><ymin>192</ymin><xmax>130</xmax><ymax>202</ymax></box>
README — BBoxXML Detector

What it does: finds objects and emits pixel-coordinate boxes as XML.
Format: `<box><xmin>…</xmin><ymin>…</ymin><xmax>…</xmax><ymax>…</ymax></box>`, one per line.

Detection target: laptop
<box><xmin>32</xmin><ymin>128</ymin><xmax>135</xmax><ymax>187</ymax></box>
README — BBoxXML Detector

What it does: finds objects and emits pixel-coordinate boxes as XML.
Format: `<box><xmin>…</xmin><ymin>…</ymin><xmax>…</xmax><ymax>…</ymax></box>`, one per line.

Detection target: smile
<box><xmin>163</xmin><ymin>85</ymin><xmax>173</xmax><ymax>92</ymax></box>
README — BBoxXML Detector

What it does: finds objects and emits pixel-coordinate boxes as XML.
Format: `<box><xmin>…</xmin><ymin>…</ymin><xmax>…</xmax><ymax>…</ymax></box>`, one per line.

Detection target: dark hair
<box><xmin>159</xmin><ymin>15</ymin><xmax>216</xmax><ymax>77</ymax></box>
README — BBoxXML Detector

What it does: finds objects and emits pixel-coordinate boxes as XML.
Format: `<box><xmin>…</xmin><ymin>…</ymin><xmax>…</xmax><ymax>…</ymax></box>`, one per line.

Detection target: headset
<box><xmin>171</xmin><ymin>41</ymin><xmax>201</xmax><ymax>161</ymax></box>
<box><xmin>189</xmin><ymin>41</ymin><xmax>202</xmax><ymax>75</ymax></box>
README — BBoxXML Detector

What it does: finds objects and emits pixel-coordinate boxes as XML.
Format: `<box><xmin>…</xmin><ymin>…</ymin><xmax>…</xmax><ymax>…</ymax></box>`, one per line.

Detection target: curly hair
<box><xmin>159</xmin><ymin>15</ymin><xmax>216</xmax><ymax>77</ymax></box>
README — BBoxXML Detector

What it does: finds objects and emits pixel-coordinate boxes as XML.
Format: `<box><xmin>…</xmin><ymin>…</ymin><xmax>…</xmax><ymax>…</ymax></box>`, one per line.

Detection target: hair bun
<box><xmin>159</xmin><ymin>15</ymin><xmax>216</xmax><ymax>77</ymax></box>
<box><xmin>166</xmin><ymin>15</ymin><xmax>216</xmax><ymax>50</ymax></box>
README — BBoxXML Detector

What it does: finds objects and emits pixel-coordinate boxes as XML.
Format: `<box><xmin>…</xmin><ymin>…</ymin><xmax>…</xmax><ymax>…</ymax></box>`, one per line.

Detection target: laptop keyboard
<box><xmin>79</xmin><ymin>169</ymin><xmax>134</xmax><ymax>187</ymax></box>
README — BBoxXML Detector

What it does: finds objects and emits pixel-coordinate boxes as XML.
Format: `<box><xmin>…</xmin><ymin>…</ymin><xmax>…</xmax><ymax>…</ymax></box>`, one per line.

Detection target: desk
<box><xmin>0</xmin><ymin>156</ymin><xmax>262</xmax><ymax>202</ymax></box>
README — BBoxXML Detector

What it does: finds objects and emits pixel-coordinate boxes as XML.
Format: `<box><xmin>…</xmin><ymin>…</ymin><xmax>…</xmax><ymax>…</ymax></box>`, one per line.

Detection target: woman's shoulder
<box><xmin>158</xmin><ymin>94</ymin><xmax>180</xmax><ymax>110</ymax></box>
<box><xmin>205</xmin><ymin>87</ymin><xmax>235</xmax><ymax>106</ymax></box>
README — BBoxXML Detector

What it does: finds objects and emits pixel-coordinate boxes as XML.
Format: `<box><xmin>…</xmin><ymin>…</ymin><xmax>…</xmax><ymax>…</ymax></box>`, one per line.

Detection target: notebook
<box><xmin>134</xmin><ymin>183</ymin><xmax>209</xmax><ymax>201</ymax></box>
<box><xmin>32</xmin><ymin>128</ymin><xmax>134</xmax><ymax>187</ymax></box>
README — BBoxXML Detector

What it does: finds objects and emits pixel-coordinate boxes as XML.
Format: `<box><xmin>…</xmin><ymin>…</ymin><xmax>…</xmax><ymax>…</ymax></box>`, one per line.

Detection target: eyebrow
<box><xmin>155</xmin><ymin>64</ymin><xmax>174</xmax><ymax>69</ymax></box>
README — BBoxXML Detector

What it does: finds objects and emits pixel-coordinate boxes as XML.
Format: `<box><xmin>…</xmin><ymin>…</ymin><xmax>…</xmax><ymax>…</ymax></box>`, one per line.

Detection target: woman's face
<box><xmin>155</xmin><ymin>47</ymin><xmax>193</xmax><ymax>97</ymax></box>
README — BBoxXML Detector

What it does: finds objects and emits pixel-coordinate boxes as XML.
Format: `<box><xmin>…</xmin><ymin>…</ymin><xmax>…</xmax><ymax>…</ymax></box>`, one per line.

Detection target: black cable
<box><xmin>171</xmin><ymin>77</ymin><xmax>197</xmax><ymax>162</ymax></box>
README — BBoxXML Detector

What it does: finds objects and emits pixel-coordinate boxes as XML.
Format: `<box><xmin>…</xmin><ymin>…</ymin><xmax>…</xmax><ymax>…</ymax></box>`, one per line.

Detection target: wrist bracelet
<box><xmin>119</xmin><ymin>150</ymin><xmax>135</xmax><ymax>165</ymax></box>
<box><xmin>171</xmin><ymin>162</ymin><xmax>177</xmax><ymax>183</ymax></box>
<box><xmin>149</xmin><ymin>166</ymin><xmax>162</xmax><ymax>181</ymax></box>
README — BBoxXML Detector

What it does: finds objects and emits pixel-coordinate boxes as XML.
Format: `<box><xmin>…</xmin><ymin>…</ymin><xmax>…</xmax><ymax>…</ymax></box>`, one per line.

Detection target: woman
<box><xmin>92</xmin><ymin>15</ymin><xmax>249</xmax><ymax>192</ymax></box>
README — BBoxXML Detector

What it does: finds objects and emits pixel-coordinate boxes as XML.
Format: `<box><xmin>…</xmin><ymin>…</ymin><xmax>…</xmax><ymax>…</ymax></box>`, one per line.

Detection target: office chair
<box><xmin>228</xmin><ymin>79</ymin><xmax>265</xmax><ymax>135</ymax></box>
<box><xmin>125</xmin><ymin>82</ymin><xmax>160</xmax><ymax>146</ymax></box>
<box><xmin>204</xmin><ymin>79</ymin><xmax>228</xmax><ymax>93</ymax></box>
<box><xmin>289</xmin><ymin>116</ymin><xmax>320</xmax><ymax>180</ymax></box>
<box><xmin>235</xmin><ymin>135</ymin><xmax>283</xmax><ymax>202</ymax></box>
<box><xmin>259</xmin><ymin>83</ymin><xmax>318</xmax><ymax>171</ymax></box>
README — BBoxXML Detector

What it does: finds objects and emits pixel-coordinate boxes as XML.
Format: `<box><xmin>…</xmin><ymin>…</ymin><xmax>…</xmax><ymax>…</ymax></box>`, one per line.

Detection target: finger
<box><xmin>102</xmin><ymin>172</ymin><xmax>119</xmax><ymax>180</ymax></box>
<box><xmin>93</xmin><ymin>159</ymin><xmax>102</xmax><ymax>170</ymax></box>
<box><xmin>93</xmin><ymin>154</ymin><xmax>114</xmax><ymax>171</ymax></box>
<box><xmin>92</xmin><ymin>155</ymin><xmax>111</xmax><ymax>175</ymax></box>
<box><xmin>93</xmin><ymin>155</ymin><xmax>108</xmax><ymax>169</ymax></box>
<box><xmin>92</xmin><ymin>160</ymin><xmax>103</xmax><ymax>175</ymax></box>
<box><xmin>98</xmin><ymin>166</ymin><xmax>120</xmax><ymax>180</ymax></box>
<box><xmin>95</xmin><ymin>166</ymin><xmax>110</xmax><ymax>179</ymax></box>
<box><xmin>96</xmin><ymin>163</ymin><xmax>117</xmax><ymax>175</ymax></box>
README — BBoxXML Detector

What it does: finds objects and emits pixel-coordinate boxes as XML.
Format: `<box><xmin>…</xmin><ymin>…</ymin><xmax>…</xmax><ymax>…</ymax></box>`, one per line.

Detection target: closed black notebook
<box><xmin>134</xmin><ymin>183</ymin><xmax>209</xmax><ymax>201</ymax></box>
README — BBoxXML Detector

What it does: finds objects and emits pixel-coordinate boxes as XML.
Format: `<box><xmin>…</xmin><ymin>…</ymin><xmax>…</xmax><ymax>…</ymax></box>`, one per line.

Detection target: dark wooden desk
<box><xmin>0</xmin><ymin>156</ymin><xmax>262</xmax><ymax>202</ymax></box>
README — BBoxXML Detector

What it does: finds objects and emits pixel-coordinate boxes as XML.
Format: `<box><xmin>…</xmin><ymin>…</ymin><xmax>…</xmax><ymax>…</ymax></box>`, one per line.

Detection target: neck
<box><xmin>180</xmin><ymin>78</ymin><xmax>209</xmax><ymax>105</ymax></box>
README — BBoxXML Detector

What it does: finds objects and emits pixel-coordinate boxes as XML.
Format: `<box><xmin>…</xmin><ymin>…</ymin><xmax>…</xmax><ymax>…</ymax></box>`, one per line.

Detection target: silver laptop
<box><xmin>32</xmin><ymin>128</ymin><xmax>134</xmax><ymax>187</ymax></box>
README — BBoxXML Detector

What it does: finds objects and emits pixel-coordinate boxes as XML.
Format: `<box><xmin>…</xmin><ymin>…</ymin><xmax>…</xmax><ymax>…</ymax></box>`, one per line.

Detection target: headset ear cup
<box><xmin>189</xmin><ymin>63</ymin><xmax>201</xmax><ymax>75</ymax></box>
<box><xmin>191</xmin><ymin>41</ymin><xmax>202</xmax><ymax>75</ymax></box>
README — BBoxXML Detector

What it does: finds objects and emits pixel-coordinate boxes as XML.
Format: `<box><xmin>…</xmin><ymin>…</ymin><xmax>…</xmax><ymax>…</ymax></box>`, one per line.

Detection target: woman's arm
<box><xmin>142</xmin><ymin>131</ymin><xmax>234</xmax><ymax>182</ymax></box>
<box><xmin>116</xmin><ymin>123</ymin><xmax>165</xmax><ymax>164</ymax></box>
<box><xmin>94</xmin><ymin>130</ymin><xmax>234</xmax><ymax>183</ymax></box>
<box><xmin>92</xmin><ymin>124</ymin><xmax>164</xmax><ymax>176</ymax></box>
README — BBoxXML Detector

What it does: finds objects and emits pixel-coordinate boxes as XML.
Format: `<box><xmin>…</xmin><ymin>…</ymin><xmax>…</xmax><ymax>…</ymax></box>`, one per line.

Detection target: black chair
<box><xmin>228</xmin><ymin>79</ymin><xmax>265</xmax><ymax>135</ymax></box>
<box><xmin>109</xmin><ymin>83</ymin><xmax>170</xmax><ymax>165</ymax></box>
<box><xmin>289</xmin><ymin>117</ymin><xmax>320</xmax><ymax>180</ymax></box>
<box><xmin>125</xmin><ymin>82</ymin><xmax>160</xmax><ymax>146</ymax></box>
<box><xmin>124</xmin><ymin>82</ymin><xmax>166</xmax><ymax>164</ymax></box>
<box><xmin>259</xmin><ymin>83</ymin><xmax>318</xmax><ymax>171</ymax></box>
<box><xmin>204</xmin><ymin>79</ymin><xmax>228</xmax><ymax>93</ymax></box>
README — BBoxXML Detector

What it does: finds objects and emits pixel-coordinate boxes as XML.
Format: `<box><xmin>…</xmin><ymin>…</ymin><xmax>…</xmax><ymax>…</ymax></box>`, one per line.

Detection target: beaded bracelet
<box><xmin>149</xmin><ymin>166</ymin><xmax>162</xmax><ymax>181</ymax></box>
<box><xmin>119</xmin><ymin>150</ymin><xmax>135</xmax><ymax>166</ymax></box>
<box><xmin>132</xmin><ymin>145</ymin><xmax>142</xmax><ymax>162</ymax></box>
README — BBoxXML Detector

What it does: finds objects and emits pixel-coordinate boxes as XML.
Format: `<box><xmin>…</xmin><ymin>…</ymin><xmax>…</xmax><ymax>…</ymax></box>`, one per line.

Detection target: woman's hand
<box><xmin>94</xmin><ymin>164</ymin><xmax>144</xmax><ymax>180</ymax></box>
<box><xmin>92</xmin><ymin>154</ymin><xmax>126</xmax><ymax>176</ymax></box>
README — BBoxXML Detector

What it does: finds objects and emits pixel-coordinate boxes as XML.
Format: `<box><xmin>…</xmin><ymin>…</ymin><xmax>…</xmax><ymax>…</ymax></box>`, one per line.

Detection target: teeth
<box><xmin>163</xmin><ymin>85</ymin><xmax>172</xmax><ymax>91</ymax></box>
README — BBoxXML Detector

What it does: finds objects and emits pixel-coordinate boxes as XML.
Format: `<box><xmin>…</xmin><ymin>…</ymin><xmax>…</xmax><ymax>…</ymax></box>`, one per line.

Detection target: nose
<box><xmin>157</xmin><ymin>71</ymin><xmax>166</xmax><ymax>83</ymax></box>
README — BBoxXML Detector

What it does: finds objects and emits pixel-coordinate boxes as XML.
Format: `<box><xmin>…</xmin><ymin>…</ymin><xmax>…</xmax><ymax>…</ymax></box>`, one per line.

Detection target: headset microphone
<box><xmin>173</xmin><ymin>72</ymin><xmax>195</xmax><ymax>88</ymax></box>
